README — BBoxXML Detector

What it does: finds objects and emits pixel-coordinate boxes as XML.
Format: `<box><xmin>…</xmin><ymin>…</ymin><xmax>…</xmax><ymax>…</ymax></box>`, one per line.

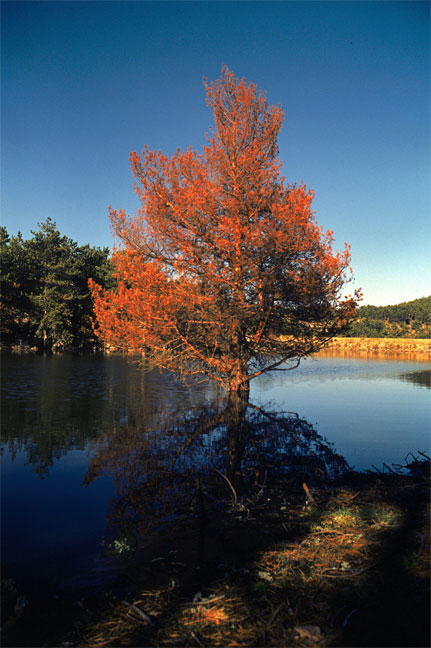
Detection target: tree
<box><xmin>26</xmin><ymin>218</ymin><xmax>79</xmax><ymax>348</ymax></box>
<box><xmin>0</xmin><ymin>227</ymin><xmax>35</xmax><ymax>344</ymax></box>
<box><xmin>90</xmin><ymin>67</ymin><xmax>360</xmax><ymax>398</ymax></box>
<box><xmin>0</xmin><ymin>219</ymin><xmax>113</xmax><ymax>350</ymax></box>
<box><xmin>27</xmin><ymin>219</ymin><xmax>114</xmax><ymax>350</ymax></box>
<box><xmin>70</xmin><ymin>243</ymin><xmax>115</xmax><ymax>347</ymax></box>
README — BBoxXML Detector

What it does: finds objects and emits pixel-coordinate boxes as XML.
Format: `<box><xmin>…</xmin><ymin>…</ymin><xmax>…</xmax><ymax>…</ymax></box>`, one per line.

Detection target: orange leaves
<box><xmin>91</xmin><ymin>67</ymin><xmax>360</xmax><ymax>387</ymax></box>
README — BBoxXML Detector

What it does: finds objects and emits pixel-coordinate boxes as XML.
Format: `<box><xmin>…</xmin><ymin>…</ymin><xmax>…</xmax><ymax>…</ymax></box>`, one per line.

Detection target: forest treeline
<box><xmin>1</xmin><ymin>220</ymin><xmax>430</xmax><ymax>351</ymax></box>
<box><xmin>0</xmin><ymin>219</ymin><xmax>113</xmax><ymax>351</ymax></box>
<box><xmin>341</xmin><ymin>296</ymin><xmax>431</xmax><ymax>338</ymax></box>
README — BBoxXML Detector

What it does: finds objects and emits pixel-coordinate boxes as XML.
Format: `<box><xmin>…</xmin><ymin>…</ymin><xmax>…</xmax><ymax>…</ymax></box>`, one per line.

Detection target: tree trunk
<box><xmin>225</xmin><ymin>363</ymin><xmax>250</xmax><ymax>494</ymax></box>
<box><xmin>227</xmin><ymin>361</ymin><xmax>250</xmax><ymax>402</ymax></box>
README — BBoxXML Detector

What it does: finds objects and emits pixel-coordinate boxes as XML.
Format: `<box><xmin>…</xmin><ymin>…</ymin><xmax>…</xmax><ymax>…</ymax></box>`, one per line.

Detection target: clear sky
<box><xmin>2</xmin><ymin>1</ymin><xmax>430</xmax><ymax>306</ymax></box>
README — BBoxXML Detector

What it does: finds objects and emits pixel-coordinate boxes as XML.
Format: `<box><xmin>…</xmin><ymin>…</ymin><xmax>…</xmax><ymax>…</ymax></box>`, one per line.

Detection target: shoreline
<box><xmin>318</xmin><ymin>337</ymin><xmax>431</xmax><ymax>358</ymax></box>
<box><xmin>3</xmin><ymin>337</ymin><xmax>431</xmax><ymax>358</ymax></box>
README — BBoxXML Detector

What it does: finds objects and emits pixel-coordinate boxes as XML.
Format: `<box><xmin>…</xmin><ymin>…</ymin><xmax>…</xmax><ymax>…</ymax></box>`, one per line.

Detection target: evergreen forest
<box><xmin>342</xmin><ymin>296</ymin><xmax>431</xmax><ymax>338</ymax></box>
<box><xmin>0</xmin><ymin>219</ymin><xmax>113</xmax><ymax>351</ymax></box>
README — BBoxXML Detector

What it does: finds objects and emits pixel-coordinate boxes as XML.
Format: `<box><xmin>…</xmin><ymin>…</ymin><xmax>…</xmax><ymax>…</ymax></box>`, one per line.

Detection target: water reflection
<box><xmin>2</xmin><ymin>353</ymin><xmax>428</xmax><ymax>608</ymax></box>
<box><xmin>397</xmin><ymin>370</ymin><xmax>431</xmax><ymax>389</ymax></box>
<box><xmin>84</xmin><ymin>400</ymin><xmax>350</xmax><ymax>549</ymax></box>
<box><xmin>1</xmin><ymin>353</ymin><xmax>215</xmax><ymax>477</ymax></box>
<box><xmin>2</xmin><ymin>354</ymin><xmax>428</xmax><ymax>479</ymax></box>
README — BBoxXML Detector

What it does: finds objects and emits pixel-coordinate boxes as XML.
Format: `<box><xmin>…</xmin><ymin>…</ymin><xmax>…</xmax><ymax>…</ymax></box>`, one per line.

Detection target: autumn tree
<box><xmin>90</xmin><ymin>67</ymin><xmax>360</xmax><ymax>398</ymax></box>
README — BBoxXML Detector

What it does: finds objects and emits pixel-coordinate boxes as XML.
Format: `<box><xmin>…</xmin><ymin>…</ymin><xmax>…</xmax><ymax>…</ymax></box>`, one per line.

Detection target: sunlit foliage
<box><xmin>91</xmin><ymin>67</ymin><xmax>360</xmax><ymax>393</ymax></box>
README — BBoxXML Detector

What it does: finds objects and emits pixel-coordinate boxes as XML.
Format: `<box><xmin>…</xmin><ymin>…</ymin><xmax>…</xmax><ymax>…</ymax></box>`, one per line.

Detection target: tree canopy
<box><xmin>90</xmin><ymin>67</ymin><xmax>360</xmax><ymax>395</ymax></box>
<box><xmin>343</xmin><ymin>296</ymin><xmax>431</xmax><ymax>338</ymax></box>
<box><xmin>0</xmin><ymin>219</ymin><xmax>113</xmax><ymax>350</ymax></box>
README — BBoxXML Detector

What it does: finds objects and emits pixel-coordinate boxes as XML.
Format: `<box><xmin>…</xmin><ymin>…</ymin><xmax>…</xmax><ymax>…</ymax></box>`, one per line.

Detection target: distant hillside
<box><xmin>343</xmin><ymin>296</ymin><xmax>431</xmax><ymax>338</ymax></box>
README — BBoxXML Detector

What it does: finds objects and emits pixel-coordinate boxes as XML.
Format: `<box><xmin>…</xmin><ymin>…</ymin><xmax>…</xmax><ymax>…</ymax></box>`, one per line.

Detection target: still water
<box><xmin>1</xmin><ymin>352</ymin><xmax>430</xmax><ymax>601</ymax></box>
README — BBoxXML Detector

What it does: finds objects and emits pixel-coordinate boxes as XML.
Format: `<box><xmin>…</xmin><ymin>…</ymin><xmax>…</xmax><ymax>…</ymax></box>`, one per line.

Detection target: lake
<box><xmin>1</xmin><ymin>351</ymin><xmax>430</xmax><ymax>607</ymax></box>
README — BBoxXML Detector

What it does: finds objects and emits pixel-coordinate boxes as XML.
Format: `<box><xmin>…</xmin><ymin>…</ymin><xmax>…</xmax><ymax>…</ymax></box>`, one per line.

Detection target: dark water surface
<box><xmin>1</xmin><ymin>352</ymin><xmax>430</xmax><ymax>605</ymax></box>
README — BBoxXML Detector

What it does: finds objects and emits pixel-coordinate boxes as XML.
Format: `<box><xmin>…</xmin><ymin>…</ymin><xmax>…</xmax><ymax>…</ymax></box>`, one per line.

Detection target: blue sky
<box><xmin>2</xmin><ymin>1</ymin><xmax>429</xmax><ymax>306</ymax></box>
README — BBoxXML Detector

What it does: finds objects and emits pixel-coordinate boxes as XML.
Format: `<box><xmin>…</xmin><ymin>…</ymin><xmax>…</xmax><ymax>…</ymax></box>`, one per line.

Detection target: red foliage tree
<box><xmin>90</xmin><ymin>67</ymin><xmax>360</xmax><ymax>398</ymax></box>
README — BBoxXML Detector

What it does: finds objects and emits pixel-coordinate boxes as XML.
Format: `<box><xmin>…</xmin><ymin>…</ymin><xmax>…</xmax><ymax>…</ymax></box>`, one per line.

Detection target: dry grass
<box><xmin>319</xmin><ymin>337</ymin><xmax>431</xmax><ymax>358</ymax></box>
<box><xmin>80</xmin><ymin>471</ymin><xmax>429</xmax><ymax>648</ymax></box>
<box><xmin>163</xmin><ymin>588</ymin><xmax>257</xmax><ymax>647</ymax></box>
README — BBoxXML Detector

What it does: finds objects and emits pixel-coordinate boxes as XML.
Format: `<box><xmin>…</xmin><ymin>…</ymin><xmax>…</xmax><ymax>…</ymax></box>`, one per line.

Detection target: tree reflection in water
<box><xmin>84</xmin><ymin>399</ymin><xmax>350</xmax><ymax>550</ymax></box>
<box><xmin>398</xmin><ymin>369</ymin><xmax>431</xmax><ymax>389</ymax></box>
